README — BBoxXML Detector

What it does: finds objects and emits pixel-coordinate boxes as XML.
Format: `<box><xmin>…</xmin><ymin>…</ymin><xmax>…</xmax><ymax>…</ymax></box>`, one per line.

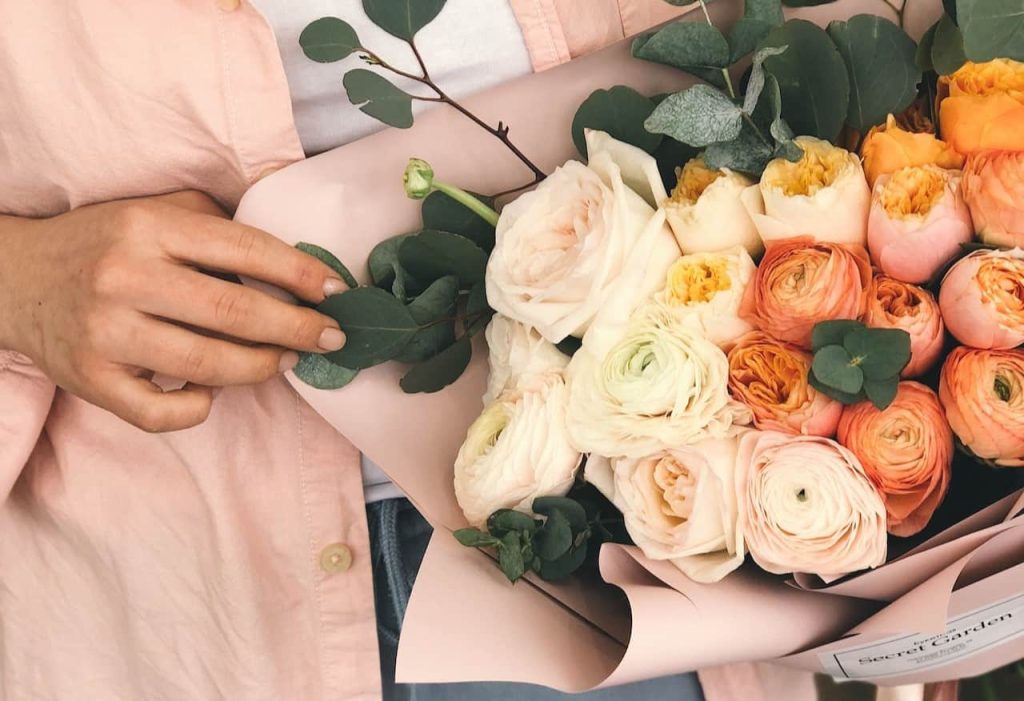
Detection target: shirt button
<box><xmin>217</xmin><ymin>0</ymin><xmax>241</xmax><ymax>11</ymax></box>
<box><xmin>319</xmin><ymin>543</ymin><xmax>353</xmax><ymax>575</ymax></box>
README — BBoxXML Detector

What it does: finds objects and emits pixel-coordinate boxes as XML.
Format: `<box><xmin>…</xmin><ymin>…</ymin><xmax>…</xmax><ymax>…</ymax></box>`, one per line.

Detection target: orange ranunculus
<box><xmin>962</xmin><ymin>151</ymin><xmax>1024</xmax><ymax>249</ymax></box>
<box><xmin>727</xmin><ymin>332</ymin><xmax>842</xmax><ymax>437</ymax></box>
<box><xmin>939</xmin><ymin>249</ymin><xmax>1024</xmax><ymax>350</ymax></box>
<box><xmin>864</xmin><ymin>275</ymin><xmax>945</xmax><ymax>378</ymax></box>
<box><xmin>739</xmin><ymin>237</ymin><xmax>872</xmax><ymax>349</ymax></box>
<box><xmin>939</xmin><ymin>347</ymin><xmax>1024</xmax><ymax>467</ymax></box>
<box><xmin>837</xmin><ymin>382</ymin><xmax>953</xmax><ymax>537</ymax></box>
<box><xmin>861</xmin><ymin>114</ymin><xmax>964</xmax><ymax>189</ymax></box>
<box><xmin>939</xmin><ymin>59</ymin><xmax>1024</xmax><ymax>156</ymax></box>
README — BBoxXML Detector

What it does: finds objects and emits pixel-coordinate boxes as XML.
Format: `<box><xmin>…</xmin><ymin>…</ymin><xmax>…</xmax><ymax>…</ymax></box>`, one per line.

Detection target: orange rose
<box><xmin>962</xmin><ymin>151</ymin><xmax>1024</xmax><ymax>249</ymax></box>
<box><xmin>837</xmin><ymin>382</ymin><xmax>953</xmax><ymax>537</ymax></box>
<box><xmin>739</xmin><ymin>237</ymin><xmax>872</xmax><ymax>349</ymax></box>
<box><xmin>939</xmin><ymin>249</ymin><xmax>1024</xmax><ymax>350</ymax></box>
<box><xmin>861</xmin><ymin>114</ymin><xmax>964</xmax><ymax>189</ymax></box>
<box><xmin>863</xmin><ymin>275</ymin><xmax>945</xmax><ymax>378</ymax></box>
<box><xmin>727</xmin><ymin>332</ymin><xmax>842</xmax><ymax>437</ymax></box>
<box><xmin>939</xmin><ymin>347</ymin><xmax>1024</xmax><ymax>467</ymax></box>
<box><xmin>939</xmin><ymin>59</ymin><xmax>1024</xmax><ymax>156</ymax></box>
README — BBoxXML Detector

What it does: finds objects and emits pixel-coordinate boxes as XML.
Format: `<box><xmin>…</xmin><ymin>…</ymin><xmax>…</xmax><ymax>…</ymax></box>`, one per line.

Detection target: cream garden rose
<box><xmin>737</xmin><ymin>432</ymin><xmax>887</xmax><ymax>578</ymax></box>
<box><xmin>587</xmin><ymin>437</ymin><xmax>746</xmax><ymax>583</ymax></box>
<box><xmin>741</xmin><ymin>136</ymin><xmax>871</xmax><ymax>247</ymax></box>
<box><xmin>483</xmin><ymin>314</ymin><xmax>568</xmax><ymax>404</ymax></box>
<box><xmin>454</xmin><ymin>373</ymin><xmax>582</xmax><ymax>527</ymax></box>
<box><xmin>486</xmin><ymin>130</ymin><xmax>678</xmax><ymax>343</ymax></box>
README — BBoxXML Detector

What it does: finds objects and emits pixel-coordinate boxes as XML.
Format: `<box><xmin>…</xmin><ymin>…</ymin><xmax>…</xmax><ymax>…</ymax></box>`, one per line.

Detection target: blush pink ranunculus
<box><xmin>739</xmin><ymin>237</ymin><xmax>872</xmax><ymax>349</ymax></box>
<box><xmin>837</xmin><ymin>382</ymin><xmax>953</xmax><ymax>537</ymax></box>
<box><xmin>939</xmin><ymin>347</ymin><xmax>1024</xmax><ymax>467</ymax></box>
<box><xmin>939</xmin><ymin>249</ymin><xmax>1024</xmax><ymax>350</ymax></box>
<box><xmin>867</xmin><ymin>165</ymin><xmax>974</xmax><ymax>284</ymax></box>
<box><xmin>863</xmin><ymin>275</ymin><xmax>945</xmax><ymax>378</ymax></box>
<box><xmin>962</xmin><ymin>151</ymin><xmax>1024</xmax><ymax>249</ymax></box>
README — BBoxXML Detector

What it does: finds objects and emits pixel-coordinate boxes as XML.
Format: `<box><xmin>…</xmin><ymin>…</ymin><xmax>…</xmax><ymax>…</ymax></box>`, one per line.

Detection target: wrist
<box><xmin>0</xmin><ymin>215</ymin><xmax>42</xmax><ymax>354</ymax></box>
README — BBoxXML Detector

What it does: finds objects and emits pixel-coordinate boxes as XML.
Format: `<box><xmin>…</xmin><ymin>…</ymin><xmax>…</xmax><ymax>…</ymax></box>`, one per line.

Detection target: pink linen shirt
<box><xmin>0</xmin><ymin>2</ymin><xmax>689</xmax><ymax>700</ymax></box>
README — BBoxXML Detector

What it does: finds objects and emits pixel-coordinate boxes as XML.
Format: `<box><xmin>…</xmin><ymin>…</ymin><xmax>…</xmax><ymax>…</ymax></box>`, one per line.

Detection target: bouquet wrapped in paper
<box><xmin>237</xmin><ymin>0</ymin><xmax>1024</xmax><ymax>692</ymax></box>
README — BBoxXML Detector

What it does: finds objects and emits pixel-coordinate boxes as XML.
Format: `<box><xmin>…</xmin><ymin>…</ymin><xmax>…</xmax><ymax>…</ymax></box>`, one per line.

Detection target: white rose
<box><xmin>737</xmin><ymin>431</ymin><xmax>888</xmax><ymax>579</ymax></box>
<box><xmin>566</xmin><ymin>304</ymin><xmax>752</xmax><ymax>459</ymax></box>
<box><xmin>587</xmin><ymin>437</ymin><xmax>746</xmax><ymax>583</ymax></box>
<box><xmin>485</xmin><ymin>130</ymin><xmax>679</xmax><ymax>343</ymax></box>
<box><xmin>653</xmin><ymin>246</ymin><xmax>756</xmax><ymax>350</ymax></box>
<box><xmin>741</xmin><ymin>136</ymin><xmax>871</xmax><ymax>247</ymax></box>
<box><xmin>483</xmin><ymin>315</ymin><xmax>568</xmax><ymax>405</ymax></box>
<box><xmin>454</xmin><ymin>373</ymin><xmax>582</xmax><ymax>528</ymax></box>
<box><xmin>664</xmin><ymin>157</ymin><xmax>762</xmax><ymax>258</ymax></box>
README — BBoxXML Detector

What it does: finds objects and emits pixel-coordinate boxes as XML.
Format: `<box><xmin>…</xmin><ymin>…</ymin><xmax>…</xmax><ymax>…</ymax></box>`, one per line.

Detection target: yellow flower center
<box><xmin>977</xmin><ymin>258</ymin><xmax>1024</xmax><ymax>324</ymax></box>
<box><xmin>729</xmin><ymin>339</ymin><xmax>808</xmax><ymax>410</ymax></box>
<box><xmin>664</xmin><ymin>257</ymin><xmax>732</xmax><ymax>305</ymax></box>
<box><xmin>767</xmin><ymin>140</ymin><xmax>849</xmax><ymax>196</ymax></box>
<box><xmin>949</xmin><ymin>59</ymin><xmax>1024</xmax><ymax>100</ymax></box>
<box><xmin>880</xmin><ymin>165</ymin><xmax>948</xmax><ymax>219</ymax></box>
<box><xmin>670</xmin><ymin>157</ymin><xmax>723</xmax><ymax>205</ymax></box>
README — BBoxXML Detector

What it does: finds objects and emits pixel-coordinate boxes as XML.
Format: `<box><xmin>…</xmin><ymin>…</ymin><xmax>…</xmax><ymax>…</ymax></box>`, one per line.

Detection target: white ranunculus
<box><xmin>653</xmin><ymin>246</ymin><xmax>756</xmax><ymax>351</ymax></box>
<box><xmin>663</xmin><ymin>157</ymin><xmax>762</xmax><ymax>258</ymax></box>
<box><xmin>485</xmin><ymin>129</ymin><xmax>680</xmax><ymax>343</ymax></box>
<box><xmin>741</xmin><ymin>136</ymin><xmax>871</xmax><ymax>247</ymax></box>
<box><xmin>454</xmin><ymin>373</ymin><xmax>582</xmax><ymax>528</ymax></box>
<box><xmin>566</xmin><ymin>304</ymin><xmax>752</xmax><ymax>459</ymax></box>
<box><xmin>483</xmin><ymin>314</ymin><xmax>568</xmax><ymax>405</ymax></box>
<box><xmin>587</xmin><ymin>437</ymin><xmax>746</xmax><ymax>583</ymax></box>
<box><xmin>736</xmin><ymin>431</ymin><xmax>887</xmax><ymax>579</ymax></box>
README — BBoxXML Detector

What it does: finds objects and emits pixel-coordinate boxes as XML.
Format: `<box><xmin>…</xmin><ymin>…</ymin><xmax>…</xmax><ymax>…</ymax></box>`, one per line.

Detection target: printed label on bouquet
<box><xmin>821</xmin><ymin>593</ymin><xmax>1024</xmax><ymax>679</ymax></box>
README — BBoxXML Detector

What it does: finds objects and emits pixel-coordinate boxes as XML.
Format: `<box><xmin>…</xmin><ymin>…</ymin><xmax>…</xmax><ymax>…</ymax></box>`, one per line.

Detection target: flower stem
<box><xmin>698</xmin><ymin>0</ymin><xmax>736</xmax><ymax>99</ymax></box>
<box><xmin>432</xmin><ymin>182</ymin><xmax>500</xmax><ymax>227</ymax></box>
<box><xmin>880</xmin><ymin>0</ymin><xmax>906</xmax><ymax>28</ymax></box>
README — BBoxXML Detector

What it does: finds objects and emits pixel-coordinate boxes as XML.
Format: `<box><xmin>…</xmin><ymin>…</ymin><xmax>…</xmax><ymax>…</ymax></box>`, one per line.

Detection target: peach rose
<box><xmin>863</xmin><ymin>275</ymin><xmax>945</xmax><ymax>378</ymax></box>
<box><xmin>962</xmin><ymin>151</ymin><xmax>1024</xmax><ymax>249</ymax></box>
<box><xmin>939</xmin><ymin>59</ymin><xmax>1024</xmax><ymax>156</ymax></box>
<box><xmin>861</xmin><ymin>114</ymin><xmax>964</xmax><ymax>189</ymax></box>
<box><xmin>837</xmin><ymin>382</ymin><xmax>953</xmax><ymax>537</ymax></box>
<box><xmin>736</xmin><ymin>431</ymin><xmax>887</xmax><ymax>578</ymax></box>
<box><xmin>739</xmin><ymin>238</ymin><xmax>872</xmax><ymax>349</ymax></box>
<box><xmin>939</xmin><ymin>347</ymin><xmax>1024</xmax><ymax>467</ymax></box>
<box><xmin>939</xmin><ymin>249</ymin><xmax>1024</xmax><ymax>350</ymax></box>
<box><xmin>867</xmin><ymin>165</ymin><xmax>973</xmax><ymax>284</ymax></box>
<box><xmin>727</xmin><ymin>332</ymin><xmax>842</xmax><ymax>437</ymax></box>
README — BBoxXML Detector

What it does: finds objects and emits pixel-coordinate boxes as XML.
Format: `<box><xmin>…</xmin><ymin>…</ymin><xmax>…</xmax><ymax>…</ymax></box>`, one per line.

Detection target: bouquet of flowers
<box><xmin>239</xmin><ymin>0</ymin><xmax>1024</xmax><ymax>688</ymax></box>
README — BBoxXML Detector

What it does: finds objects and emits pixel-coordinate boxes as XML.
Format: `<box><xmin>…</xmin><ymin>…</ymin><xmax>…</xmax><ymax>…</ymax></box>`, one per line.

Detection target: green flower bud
<box><xmin>403</xmin><ymin>158</ymin><xmax>435</xmax><ymax>200</ymax></box>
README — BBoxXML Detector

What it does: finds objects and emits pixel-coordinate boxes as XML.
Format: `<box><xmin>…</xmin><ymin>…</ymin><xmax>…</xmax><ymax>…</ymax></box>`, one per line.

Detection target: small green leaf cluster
<box><xmin>453</xmin><ymin>496</ymin><xmax>608</xmax><ymax>583</ymax></box>
<box><xmin>809</xmin><ymin>320</ymin><xmax>911</xmax><ymax>411</ymax></box>
<box><xmin>293</xmin><ymin>189</ymin><xmax>495</xmax><ymax>394</ymax></box>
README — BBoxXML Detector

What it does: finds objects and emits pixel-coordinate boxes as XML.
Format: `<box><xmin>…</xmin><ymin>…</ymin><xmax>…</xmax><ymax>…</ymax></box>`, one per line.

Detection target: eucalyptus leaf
<box><xmin>631</xmin><ymin>22</ymin><xmax>730</xmax><ymax>90</ymax></box>
<box><xmin>394</xmin><ymin>275</ymin><xmax>459</xmax><ymax>364</ymax></box>
<box><xmin>729</xmin><ymin>19</ymin><xmax>775</xmax><ymax>63</ymax></box>
<box><xmin>943</xmin><ymin>0</ymin><xmax>958</xmax><ymax>22</ymax></box>
<box><xmin>343</xmin><ymin>69</ymin><xmax>415</xmax><ymax>129</ymax></box>
<box><xmin>781</xmin><ymin>0</ymin><xmax>838</xmax><ymax>5</ymax></box>
<box><xmin>828</xmin><ymin>15</ymin><xmax>920</xmax><ymax>132</ymax></box>
<box><xmin>488</xmin><ymin>509</ymin><xmax>538</xmax><ymax>536</ymax></box>
<box><xmin>464</xmin><ymin>283</ymin><xmax>493</xmax><ymax>337</ymax></box>
<box><xmin>703</xmin><ymin>123</ymin><xmax>775</xmax><ymax>175</ymax></box>
<box><xmin>812</xmin><ymin>345</ymin><xmax>865</xmax><ymax>395</ymax></box>
<box><xmin>296</xmin><ymin>242</ymin><xmax>358</xmax><ymax>289</ymax></box>
<box><xmin>539</xmin><ymin>544</ymin><xmax>588</xmax><ymax>581</ymax></box>
<box><xmin>760</xmin><ymin>20</ymin><xmax>850</xmax><ymax>142</ymax></box>
<box><xmin>368</xmin><ymin>233</ymin><xmax>417</xmax><ymax>299</ymax></box>
<box><xmin>645</xmin><ymin>85</ymin><xmax>743</xmax><ymax>148</ymax></box>
<box><xmin>809</xmin><ymin>371</ymin><xmax>865</xmax><ymax>404</ymax></box>
<box><xmin>292</xmin><ymin>352</ymin><xmax>359</xmax><ymax>390</ymax></box>
<box><xmin>453</xmin><ymin>528</ymin><xmax>498</xmax><ymax>548</ymax></box>
<box><xmin>497</xmin><ymin>532</ymin><xmax>527</xmax><ymax>583</ymax></box>
<box><xmin>555</xmin><ymin>336</ymin><xmax>583</xmax><ymax>358</ymax></box>
<box><xmin>932</xmin><ymin>13</ymin><xmax>968</xmax><ymax>75</ymax></box>
<box><xmin>533</xmin><ymin>497</ymin><xmax>588</xmax><ymax>532</ymax></box>
<box><xmin>843</xmin><ymin>328</ymin><xmax>911</xmax><ymax>380</ymax></box>
<box><xmin>864</xmin><ymin>377</ymin><xmax>899</xmax><ymax>411</ymax></box>
<box><xmin>745</xmin><ymin>0</ymin><xmax>786</xmax><ymax>23</ymax></box>
<box><xmin>318</xmin><ymin>287</ymin><xmax>417</xmax><ymax>369</ymax></box>
<box><xmin>536</xmin><ymin>510</ymin><xmax>573</xmax><ymax>561</ymax></box>
<box><xmin>361</xmin><ymin>0</ymin><xmax>446</xmax><ymax>40</ymax></box>
<box><xmin>743</xmin><ymin>45</ymin><xmax>789</xmax><ymax>115</ymax></box>
<box><xmin>422</xmin><ymin>190</ymin><xmax>496</xmax><ymax>252</ymax></box>
<box><xmin>571</xmin><ymin>87</ymin><xmax>662</xmax><ymax>158</ymax></box>
<box><xmin>299</xmin><ymin>17</ymin><xmax>361</xmax><ymax>63</ymax></box>
<box><xmin>812</xmin><ymin>319</ymin><xmax>864</xmax><ymax>351</ymax></box>
<box><xmin>399</xmin><ymin>335</ymin><xmax>472</xmax><ymax>394</ymax></box>
<box><xmin>399</xmin><ymin>230</ymin><xmax>488</xmax><ymax>289</ymax></box>
<box><xmin>957</xmin><ymin>0</ymin><xmax>1024</xmax><ymax>63</ymax></box>
<box><xmin>916</xmin><ymin>21</ymin><xmax>938</xmax><ymax>73</ymax></box>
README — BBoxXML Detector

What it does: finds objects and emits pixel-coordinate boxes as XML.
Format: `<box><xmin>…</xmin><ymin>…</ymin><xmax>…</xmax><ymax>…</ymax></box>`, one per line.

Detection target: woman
<box><xmin>0</xmin><ymin>2</ymin><xmax>709</xmax><ymax>700</ymax></box>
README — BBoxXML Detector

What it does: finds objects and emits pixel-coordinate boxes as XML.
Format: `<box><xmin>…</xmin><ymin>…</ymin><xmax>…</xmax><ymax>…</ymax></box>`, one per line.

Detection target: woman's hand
<box><xmin>0</xmin><ymin>191</ymin><xmax>348</xmax><ymax>433</ymax></box>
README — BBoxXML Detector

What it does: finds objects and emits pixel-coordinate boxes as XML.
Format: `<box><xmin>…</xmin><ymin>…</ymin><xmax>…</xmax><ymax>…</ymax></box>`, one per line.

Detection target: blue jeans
<box><xmin>368</xmin><ymin>498</ymin><xmax>706</xmax><ymax>701</ymax></box>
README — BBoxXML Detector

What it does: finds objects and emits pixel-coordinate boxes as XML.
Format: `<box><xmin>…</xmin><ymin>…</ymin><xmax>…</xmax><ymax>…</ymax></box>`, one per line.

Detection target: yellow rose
<box><xmin>861</xmin><ymin>114</ymin><xmax>964</xmax><ymax>189</ymax></box>
<box><xmin>939</xmin><ymin>59</ymin><xmax>1024</xmax><ymax>156</ymax></box>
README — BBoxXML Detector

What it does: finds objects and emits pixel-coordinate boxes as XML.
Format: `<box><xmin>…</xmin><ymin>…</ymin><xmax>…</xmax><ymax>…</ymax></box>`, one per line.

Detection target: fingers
<box><xmin>101</xmin><ymin>374</ymin><xmax>214</xmax><ymax>433</ymax></box>
<box><xmin>161</xmin><ymin>215</ymin><xmax>348</xmax><ymax>303</ymax></box>
<box><xmin>136</xmin><ymin>266</ymin><xmax>345</xmax><ymax>353</ymax></box>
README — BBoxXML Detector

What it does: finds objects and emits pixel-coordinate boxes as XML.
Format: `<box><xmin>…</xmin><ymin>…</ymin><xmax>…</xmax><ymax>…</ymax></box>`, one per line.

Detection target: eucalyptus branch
<box><xmin>879</xmin><ymin>0</ymin><xmax>907</xmax><ymax>28</ymax></box>
<box><xmin>698</xmin><ymin>0</ymin><xmax>736</xmax><ymax>99</ymax></box>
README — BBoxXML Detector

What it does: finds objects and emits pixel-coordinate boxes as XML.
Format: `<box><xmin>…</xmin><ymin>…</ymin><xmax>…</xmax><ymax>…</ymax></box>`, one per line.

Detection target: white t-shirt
<box><xmin>250</xmin><ymin>0</ymin><xmax>532</xmax><ymax>500</ymax></box>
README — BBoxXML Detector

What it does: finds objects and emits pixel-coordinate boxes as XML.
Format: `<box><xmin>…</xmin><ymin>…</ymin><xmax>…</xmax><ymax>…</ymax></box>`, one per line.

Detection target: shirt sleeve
<box><xmin>0</xmin><ymin>350</ymin><xmax>56</xmax><ymax>500</ymax></box>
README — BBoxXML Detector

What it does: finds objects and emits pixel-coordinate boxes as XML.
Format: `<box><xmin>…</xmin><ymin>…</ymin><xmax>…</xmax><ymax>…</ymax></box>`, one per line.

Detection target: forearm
<box><xmin>0</xmin><ymin>213</ymin><xmax>44</xmax><ymax>354</ymax></box>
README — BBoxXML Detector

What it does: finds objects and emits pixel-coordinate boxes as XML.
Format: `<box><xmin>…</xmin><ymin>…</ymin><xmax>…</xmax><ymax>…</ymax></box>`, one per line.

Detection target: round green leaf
<box><xmin>536</xmin><ymin>510</ymin><xmax>573</xmax><ymax>561</ymax></box>
<box><xmin>645</xmin><ymin>85</ymin><xmax>744</xmax><ymax>148</ymax></box>
<box><xmin>361</xmin><ymin>0</ymin><xmax>447</xmax><ymax>40</ymax></box>
<box><xmin>809</xmin><ymin>371</ymin><xmax>865</xmax><ymax>405</ymax></box>
<box><xmin>932</xmin><ymin>14</ymin><xmax>968</xmax><ymax>76</ymax></box>
<box><xmin>295</xmin><ymin>242</ymin><xmax>358</xmax><ymax>289</ymax></box>
<box><xmin>760</xmin><ymin>20</ymin><xmax>850</xmax><ymax>142</ymax></box>
<box><xmin>844</xmin><ymin>328</ymin><xmax>911</xmax><ymax>380</ymax></box>
<box><xmin>957</xmin><ymin>0</ymin><xmax>1024</xmax><ymax>63</ymax></box>
<box><xmin>292</xmin><ymin>352</ymin><xmax>358</xmax><ymax>390</ymax></box>
<box><xmin>422</xmin><ymin>190</ymin><xmax>496</xmax><ymax>252</ymax></box>
<box><xmin>631</xmin><ymin>21</ymin><xmax>731</xmax><ymax>90</ymax></box>
<box><xmin>399</xmin><ymin>230</ymin><xmax>488</xmax><ymax>288</ymax></box>
<box><xmin>812</xmin><ymin>345</ymin><xmax>865</xmax><ymax>395</ymax></box>
<box><xmin>299</xmin><ymin>17</ymin><xmax>361</xmax><ymax>63</ymax></box>
<box><xmin>571</xmin><ymin>87</ymin><xmax>662</xmax><ymax>158</ymax></box>
<box><xmin>533</xmin><ymin>497</ymin><xmax>588</xmax><ymax>532</ymax></box>
<box><xmin>453</xmin><ymin>528</ymin><xmax>498</xmax><ymax>548</ymax></box>
<box><xmin>864</xmin><ymin>377</ymin><xmax>899</xmax><ymax>411</ymax></box>
<box><xmin>497</xmin><ymin>532</ymin><xmax>527</xmax><ymax>583</ymax></box>
<box><xmin>368</xmin><ymin>233</ymin><xmax>416</xmax><ymax>299</ymax></box>
<box><xmin>464</xmin><ymin>282</ymin><xmax>493</xmax><ymax>337</ymax></box>
<box><xmin>539</xmin><ymin>544</ymin><xmax>588</xmax><ymax>582</ymax></box>
<box><xmin>916</xmin><ymin>21</ymin><xmax>938</xmax><ymax>73</ymax></box>
<box><xmin>828</xmin><ymin>15</ymin><xmax>921</xmax><ymax>132</ymax></box>
<box><xmin>488</xmin><ymin>509</ymin><xmax>537</xmax><ymax>537</ymax></box>
<box><xmin>317</xmin><ymin>287</ymin><xmax>417</xmax><ymax>369</ymax></box>
<box><xmin>343</xmin><ymin>69</ymin><xmax>414</xmax><ymax>129</ymax></box>
<box><xmin>812</xmin><ymin>319</ymin><xmax>864</xmax><ymax>352</ymax></box>
<box><xmin>394</xmin><ymin>276</ymin><xmax>459</xmax><ymax>364</ymax></box>
<box><xmin>399</xmin><ymin>335</ymin><xmax>472</xmax><ymax>394</ymax></box>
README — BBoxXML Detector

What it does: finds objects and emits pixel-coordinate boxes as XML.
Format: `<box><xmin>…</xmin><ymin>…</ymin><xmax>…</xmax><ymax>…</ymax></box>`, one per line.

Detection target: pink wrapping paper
<box><xmin>235</xmin><ymin>0</ymin><xmax>1022</xmax><ymax>693</ymax></box>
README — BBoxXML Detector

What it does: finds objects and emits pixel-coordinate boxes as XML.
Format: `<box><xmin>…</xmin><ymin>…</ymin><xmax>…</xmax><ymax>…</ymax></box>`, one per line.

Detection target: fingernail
<box><xmin>279</xmin><ymin>350</ymin><xmax>299</xmax><ymax>373</ymax></box>
<box><xmin>318</xmin><ymin>327</ymin><xmax>346</xmax><ymax>352</ymax></box>
<box><xmin>323</xmin><ymin>277</ymin><xmax>348</xmax><ymax>298</ymax></box>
